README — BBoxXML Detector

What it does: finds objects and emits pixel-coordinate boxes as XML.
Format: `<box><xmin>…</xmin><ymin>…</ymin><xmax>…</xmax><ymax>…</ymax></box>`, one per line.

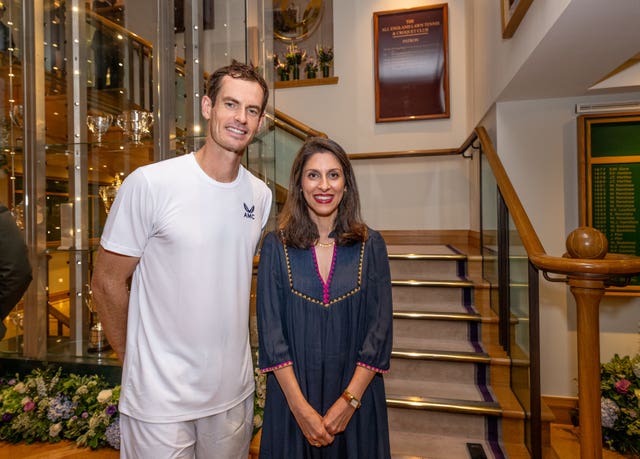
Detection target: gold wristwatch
<box><xmin>341</xmin><ymin>390</ymin><xmax>361</xmax><ymax>409</ymax></box>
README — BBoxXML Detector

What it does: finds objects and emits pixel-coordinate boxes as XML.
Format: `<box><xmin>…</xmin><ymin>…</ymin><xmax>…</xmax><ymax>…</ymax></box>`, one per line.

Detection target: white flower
<box><xmin>76</xmin><ymin>385</ymin><xmax>88</xmax><ymax>395</ymax></box>
<box><xmin>14</xmin><ymin>382</ymin><xmax>26</xmax><ymax>394</ymax></box>
<box><xmin>253</xmin><ymin>414</ymin><xmax>263</xmax><ymax>428</ymax></box>
<box><xmin>49</xmin><ymin>422</ymin><xmax>63</xmax><ymax>437</ymax></box>
<box><xmin>97</xmin><ymin>389</ymin><xmax>113</xmax><ymax>403</ymax></box>
<box><xmin>21</xmin><ymin>396</ymin><xmax>32</xmax><ymax>406</ymax></box>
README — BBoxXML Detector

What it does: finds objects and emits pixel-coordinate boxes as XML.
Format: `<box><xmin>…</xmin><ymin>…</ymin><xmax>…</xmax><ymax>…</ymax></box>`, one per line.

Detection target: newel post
<box><xmin>564</xmin><ymin>227</ymin><xmax>609</xmax><ymax>459</ymax></box>
<box><xmin>567</xmin><ymin>276</ymin><xmax>605</xmax><ymax>459</ymax></box>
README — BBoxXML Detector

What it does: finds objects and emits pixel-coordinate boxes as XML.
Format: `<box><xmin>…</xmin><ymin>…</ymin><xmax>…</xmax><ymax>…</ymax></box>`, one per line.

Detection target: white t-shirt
<box><xmin>100</xmin><ymin>153</ymin><xmax>272</xmax><ymax>422</ymax></box>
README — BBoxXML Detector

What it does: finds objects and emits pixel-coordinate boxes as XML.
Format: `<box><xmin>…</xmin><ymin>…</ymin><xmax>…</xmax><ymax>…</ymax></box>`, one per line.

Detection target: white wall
<box><xmin>275</xmin><ymin>0</ymin><xmax>474</xmax><ymax>230</ymax></box>
<box><xmin>355</xmin><ymin>156</ymin><xmax>472</xmax><ymax>230</ymax></box>
<box><xmin>496</xmin><ymin>93</ymin><xmax>640</xmax><ymax>396</ymax></box>
<box><xmin>275</xmin><ymin>0</ymin><xmax>470</xmax><ymax>153</ymax></box>
<box><xmin>470</xmin><ymin>0</ymin><xmax>571</xmax><ymax>124</ymax></box>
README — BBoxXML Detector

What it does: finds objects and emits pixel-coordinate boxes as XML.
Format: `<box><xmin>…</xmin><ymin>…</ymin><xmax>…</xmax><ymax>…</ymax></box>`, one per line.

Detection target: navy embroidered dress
<box><xmin>257</xmin><ymin>229</ymin><xmax>393</xmax><ymax>458</ymax></box>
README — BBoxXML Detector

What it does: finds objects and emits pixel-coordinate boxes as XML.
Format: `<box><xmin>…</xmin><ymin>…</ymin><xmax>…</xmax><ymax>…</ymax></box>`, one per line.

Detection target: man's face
<box><xmin>201</xmin><ymin>76</ymin><xmax>265</xmax><ymax>155</ymax></box>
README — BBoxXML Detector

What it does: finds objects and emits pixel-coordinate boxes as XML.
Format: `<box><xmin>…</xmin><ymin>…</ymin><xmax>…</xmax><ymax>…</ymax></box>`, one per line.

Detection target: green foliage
<box><xmin>600</xmin><ymin>354</ymin><xmax>640</xmax><ymax>456</ymax></box>
<box><xmin>0</xmin><ymin>368</ymin><xmax>120</xmax><ymax>450</ymax></box>
<box><xmin>253</xmin><ymin>367</ymin><xmax>266</xmax><ymax>438</ymax></box>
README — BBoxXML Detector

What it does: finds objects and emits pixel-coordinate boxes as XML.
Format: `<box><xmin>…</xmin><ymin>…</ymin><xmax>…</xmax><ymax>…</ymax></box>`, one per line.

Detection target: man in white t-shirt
<box><xmin>91</xmin><ymin>61</ymin><xmax>272</xmax><ymax>459</ymax></box>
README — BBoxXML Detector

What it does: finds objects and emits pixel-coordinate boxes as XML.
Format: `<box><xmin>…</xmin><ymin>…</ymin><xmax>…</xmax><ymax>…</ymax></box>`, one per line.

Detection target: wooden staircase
<box><xmin>382</xmin><ymin>235</ymin><xmax>545</xmax><ymax>458</ymax></box>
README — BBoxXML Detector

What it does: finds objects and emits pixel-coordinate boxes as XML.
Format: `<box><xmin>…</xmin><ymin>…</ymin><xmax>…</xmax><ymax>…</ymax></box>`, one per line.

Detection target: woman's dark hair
<box><xmin>206</xmin><ymin>60</ymin><xmax>269</xmax><ymax>115</ymax></box>
<box><xmin>278</xmin><ymin>137</ymin><xmax>367</xmax><ymax>248</ymax></box>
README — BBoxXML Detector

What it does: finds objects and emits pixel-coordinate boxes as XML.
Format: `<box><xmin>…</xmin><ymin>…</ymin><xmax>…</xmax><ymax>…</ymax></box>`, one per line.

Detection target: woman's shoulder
<box><xmin>365</xmin><ymin>226</ymin><xmax>385</xmax><ymax>244</ymax></box>
<box><xmin>262</xmin><ymin>230</ymin><xmax>285</xmax><ymax>248</ymax></box>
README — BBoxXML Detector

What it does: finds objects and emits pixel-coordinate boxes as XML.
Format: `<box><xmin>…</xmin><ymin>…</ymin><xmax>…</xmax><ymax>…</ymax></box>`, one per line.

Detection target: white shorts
<box><xmin>119</xmin><ymin>394</ymin><xmax>254</xmax><ymax>459</ymax></box>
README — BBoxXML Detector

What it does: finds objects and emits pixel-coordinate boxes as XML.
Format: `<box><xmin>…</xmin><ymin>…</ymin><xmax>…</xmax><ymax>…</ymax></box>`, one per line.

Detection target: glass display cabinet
<box><xmin>0</xmin><ymin>0</ymin><xmax>275</xmax><ymax>366</ymax></box>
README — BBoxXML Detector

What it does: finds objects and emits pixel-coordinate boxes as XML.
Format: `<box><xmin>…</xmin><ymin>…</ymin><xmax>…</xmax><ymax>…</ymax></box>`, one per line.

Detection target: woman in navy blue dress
<box><xmin>257</xmin><ymin>137</ymin><xmax>393</xmax><ymax>458</ymax></box>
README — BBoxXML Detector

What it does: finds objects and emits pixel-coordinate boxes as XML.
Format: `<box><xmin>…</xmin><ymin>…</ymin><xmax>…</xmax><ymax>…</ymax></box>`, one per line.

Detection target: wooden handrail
<box><xmin>347</xmin><ymin>130</ymin><xmax>477</xmax><ymax>160</ymax></box>
<box><xmin>476</xmin><ymin>126</ymin><xmax>640</xmax><ymax>276</ymax></box>
<box><xmin>87</xmin><ymin>10</ymin><xmax>153</xmax><ymax>55</ymax></box>
<box><xmin>272</xmin><ymin>109</ymin><xmax>327</xmax><ymax>140</ymax></box>
<box><xmin>475</xmin><ymin>125</ymin><xmax>640</xmax><ymax>459</ymax></box>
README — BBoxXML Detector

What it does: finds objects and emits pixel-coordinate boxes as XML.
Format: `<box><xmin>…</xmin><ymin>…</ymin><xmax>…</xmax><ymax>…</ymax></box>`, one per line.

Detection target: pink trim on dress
<box><xmin>311</xmin><ymin>244</ymin><xmax>338</xmax><ymax>305</ymax></box>
<box><xmin>357</xmin><ymin>361</ymin><xmax>389</xmax><ymax>374</ymax></box>
<box><xmin>260</xmin><ymin>361</ymin><xmax>293</xmax><ymax>373</ymax></box>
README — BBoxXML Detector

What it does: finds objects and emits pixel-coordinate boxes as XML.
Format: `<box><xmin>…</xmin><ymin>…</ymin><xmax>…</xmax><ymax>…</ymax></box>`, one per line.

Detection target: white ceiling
<box><xmin>499</xmin><ymin>0</ymin><xmax>640</xmax><ymax>101</ymax></box>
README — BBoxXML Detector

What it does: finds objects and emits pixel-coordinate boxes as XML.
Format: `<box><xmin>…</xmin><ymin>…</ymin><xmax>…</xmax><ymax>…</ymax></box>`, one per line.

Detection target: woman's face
<box><xmin>301</xmin><ymin>151</ymin><xmax>346</xmax><ymax>225</ymax></box>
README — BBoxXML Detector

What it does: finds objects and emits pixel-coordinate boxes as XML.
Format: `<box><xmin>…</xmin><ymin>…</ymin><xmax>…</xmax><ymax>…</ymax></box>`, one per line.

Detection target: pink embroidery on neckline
<box><xmin>311</xmin><ymin>244</ymin><xmax>337</xmax><ymax>304</ymax></box>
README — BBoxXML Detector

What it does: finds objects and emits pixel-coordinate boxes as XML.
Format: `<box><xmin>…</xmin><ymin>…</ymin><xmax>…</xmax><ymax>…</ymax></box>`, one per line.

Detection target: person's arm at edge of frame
<box><xmin>273</xmin><ymin>365</ymin><xmax>336</xmax><ymax>446</ymax></box>
<box><xmin>91</xmin><ymin>245</ymin><xmax>139</xmax><ymax>365</ymax></box>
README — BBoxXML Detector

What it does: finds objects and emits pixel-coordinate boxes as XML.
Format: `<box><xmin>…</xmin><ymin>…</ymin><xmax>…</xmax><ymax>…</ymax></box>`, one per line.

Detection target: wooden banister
<box><xmin>475</xmin><ymin>125</ymin><xmax>640</xmax><ymax>459</ymax></box>
<box><xmin>272</xmin><ymin>109</ymin><xmax>327</xmax><ymax>140</ymax></box>
<box><xmin>87</xmin><ymin>10</ymin><xmax>153</xmax><ymax>54</ymax></box>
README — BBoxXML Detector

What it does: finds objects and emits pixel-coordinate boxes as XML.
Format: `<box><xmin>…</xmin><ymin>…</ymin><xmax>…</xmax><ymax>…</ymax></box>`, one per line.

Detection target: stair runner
<box><xmin>385</xmin><ymin>244</ymin><xmax>521</xmax><ymax>459</ymax></box>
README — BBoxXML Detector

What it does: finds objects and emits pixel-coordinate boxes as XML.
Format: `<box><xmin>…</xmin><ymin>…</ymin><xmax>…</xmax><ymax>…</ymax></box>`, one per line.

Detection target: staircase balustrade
<box><xmin>475</xmin><ymin>126</ymin><xmax>640</xmax><ymax>459</ymax></box>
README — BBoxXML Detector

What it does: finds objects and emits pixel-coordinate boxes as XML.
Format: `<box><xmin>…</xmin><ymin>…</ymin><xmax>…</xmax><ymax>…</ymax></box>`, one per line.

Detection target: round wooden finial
<box><xmin>566</xmin><ymin>227</ymin><xmax>608</xmax><ymax>259</ymax></box>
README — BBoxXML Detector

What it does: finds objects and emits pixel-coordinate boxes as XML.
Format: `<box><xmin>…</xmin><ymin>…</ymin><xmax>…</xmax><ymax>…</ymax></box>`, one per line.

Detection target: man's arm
<box><xmin>91</xmin><ymin>246</ymin><xmax>139</xmax><ymax>364</ymax></box>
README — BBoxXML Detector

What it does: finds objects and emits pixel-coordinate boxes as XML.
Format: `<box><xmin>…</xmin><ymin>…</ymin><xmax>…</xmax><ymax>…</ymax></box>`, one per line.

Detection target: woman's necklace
<box><xmin>315</xmin><ymin>239</ymin><xmax>335</xmax><ymax>248</ymax></box>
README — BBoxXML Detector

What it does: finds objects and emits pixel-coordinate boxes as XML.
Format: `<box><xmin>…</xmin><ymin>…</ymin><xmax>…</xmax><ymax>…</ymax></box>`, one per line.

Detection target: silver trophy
<box><xmin>116</xmin><ymin>109</ymin><xmax>153</xmax><ymax>144</ymax></box>
<box><xmin>87</xmin><ymin>114</ymin><xmax>113</xmax><ymax>145</ymax></box>
<box><xmin>84</xmin><ymin>284</ymin><xmax>110</xmax><ymax>354</ymax></box>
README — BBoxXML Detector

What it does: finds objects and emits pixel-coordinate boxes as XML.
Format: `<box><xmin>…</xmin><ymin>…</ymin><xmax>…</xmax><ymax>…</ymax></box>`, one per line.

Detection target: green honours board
<box><xmin>590</xmin><ymin>121</ymin><xmax>640</xmax><ymax>157</ymax></box>
<box><xmin>590</xmin><ymin>164</ymin><xmax>639</xmax><ymax>255</ymax></box>
<box><xmin>580</xmin><ymin>113</ymin><xmax>640</xmax><ymax>292</ymax></box>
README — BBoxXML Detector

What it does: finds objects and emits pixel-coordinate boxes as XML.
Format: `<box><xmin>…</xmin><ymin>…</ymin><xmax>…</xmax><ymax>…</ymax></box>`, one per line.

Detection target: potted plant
<box><xmin>304</xmin><ymin>57</ymin><xmax>318</xmax><ymax>79</ymax></box>
<box><xmin>285</xmin><ymin>44</ymin><xmax>305</xmax><ymax>80</ymax></box>
<box><xmin>315</xmin><ymin>45</ymin><xmax>333</xmax><ymax>78</ymax></box>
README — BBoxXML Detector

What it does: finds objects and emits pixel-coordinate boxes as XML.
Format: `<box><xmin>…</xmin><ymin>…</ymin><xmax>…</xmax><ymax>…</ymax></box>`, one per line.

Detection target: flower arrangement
<box><xmin>316</xmin><ymin>45</ymin><xmax>333</xmax><ymax>64</ymax></box>
<box><xmin>0</xmin><ymin>368</ymin><xmax>120</xmax><ymax>450</ymax></box>
<box><xmin>600</xmin><ymin>353</ymin><xmax>640</xmax><ymax>456</ymax></box>
<box><xmin>273</xmin><ymin>54</ymin><xmax>290</xmax><ymax>81</ymax></box>
<box><xmin>304</xmin><ymin>57</ymin><xmax>318</xmax><ymax>79</ymax></box>
<box><xmin>0</xmin><ymin>365</ymin><xmax>267</xmax><ymax>450</ymax></box>
<box><xmin>285</xmin><ymin>44</ymin><xmax>305</xmax><ymax>67</ymax></box>
<box><xmin>253</xmin><ymin>366</ymin><xmax>266</xmax><ymax>437</ymax></box>
<box><xmin>315</xmin><ymin>45</ymin><xmax>333</xmax><ymax>78</ymax></box>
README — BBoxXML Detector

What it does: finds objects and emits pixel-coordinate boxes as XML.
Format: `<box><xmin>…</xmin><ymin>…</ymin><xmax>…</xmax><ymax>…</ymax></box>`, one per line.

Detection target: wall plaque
<box><xmin>373</xmin><ymin>4</ymin><xmax>449</xmax><ymax>123</ymax></box>
<box><xmin>579</xmin><ymin>112</ymin><xmax>640</xmax><ymax>294</ymax></box>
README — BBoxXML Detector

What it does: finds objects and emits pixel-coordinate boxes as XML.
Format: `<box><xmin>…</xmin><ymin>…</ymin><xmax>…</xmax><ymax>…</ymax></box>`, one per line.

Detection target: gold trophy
<box><xmin>84</xmin><ymin>284</ymin><xmax>110</xmax><ymax>354</ymax></box>
<box><xmin>98</xmin><ymin>174</ymin><xmax>122</xmax><ymax>214</ymax></box>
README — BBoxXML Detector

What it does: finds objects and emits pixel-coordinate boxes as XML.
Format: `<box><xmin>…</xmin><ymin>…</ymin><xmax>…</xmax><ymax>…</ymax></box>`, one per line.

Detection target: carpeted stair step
<box><xmin>386</xmin><ymin>398</ymin><xmax>505</xmax><ymax>459</ymax></box>
<box><xmin>387</xmin><ymin>244</ymin><xmax>468</xmax><ymax>281</ymax></box>
<box><xmin>385</xmin><ymin>241</ymin><xmax>524</xmax><ymax>458</ymax></box>
<box><xmin>392</xmin><ymin>280</ymin><xmax>474</xmax><ymax>311</ymax></box>
<box><xmin>390</xmin><ymin>348</ymin><xmax>491</xmax><ymax>386</ymax></box>
<box><xmin>390</xmin><ymin>430</ymin><xmax>505</xmax><ymax>459</ymax></box>
<box><xmin>393</xmin><ymin>311</ymin><xmax>481</xmax><ymax>342</ymax></box>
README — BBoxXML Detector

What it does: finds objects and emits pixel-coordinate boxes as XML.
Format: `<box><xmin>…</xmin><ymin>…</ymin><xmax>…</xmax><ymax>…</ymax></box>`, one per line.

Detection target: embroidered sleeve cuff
<box><xmin>259</xmin><ymin>361</ymin><xmax>293</xmax><ymax>373</ymax></box>
<box><xmin>357</xmin><ymin>361</ymin><xmax>389</xmax><ymax>374</ymax></box>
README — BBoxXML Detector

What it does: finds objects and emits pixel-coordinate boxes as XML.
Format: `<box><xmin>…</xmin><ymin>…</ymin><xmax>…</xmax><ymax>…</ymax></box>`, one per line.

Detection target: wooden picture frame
<box><xmin>501</xmin><ymin>0</ymin><xmax>533</xmax><ymax>38</ymax></box>
<box><xmin>373</xmin><ymin>4</ymin><xmax>449</xmax><ymax>123</ymax></box>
